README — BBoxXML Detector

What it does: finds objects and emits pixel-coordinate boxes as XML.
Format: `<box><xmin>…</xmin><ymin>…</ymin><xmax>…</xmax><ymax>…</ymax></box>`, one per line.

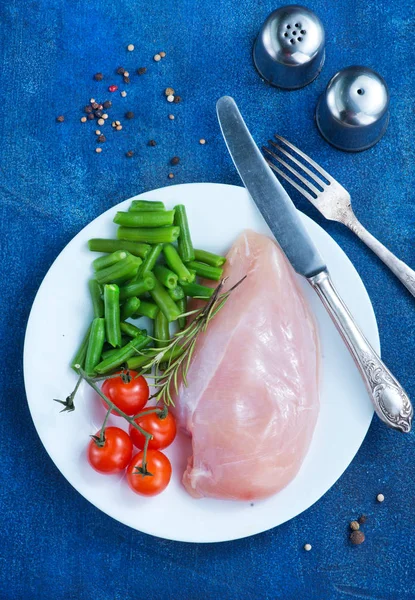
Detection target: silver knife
<box><xmin>217</xmin><ymin>95</ymin><xmax>412</xmax><ymax>433</ymax></box>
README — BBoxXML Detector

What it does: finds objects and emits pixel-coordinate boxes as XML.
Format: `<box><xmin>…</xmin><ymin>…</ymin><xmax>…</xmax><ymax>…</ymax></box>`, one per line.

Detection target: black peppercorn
<box><xmin>97</xmin><ymin>134</ymin><xmax>106</xmax><ymax>143</ymax></box>
<box><xmin>137</xmin><ymin>67</ymin><xmax>147</xmax><ymax>75</ymax></box>
<box><xmin>170</xmin><ymin>156</ymin><xmax>180</xmax><ymax>166</ymax></box>
<box><xmin>84</xmin><ymin>105</ymin><xmax>93</xmax><ymax>113</ymax></box>
<box><xmin>125</xmin><ymin>111</ymin><xmax>134</xmax><ymax>120</ymax></box>
<box><xmin>87</xmin><ymin>113</ymin><xmax>95</xmax><ymax>120</ymax></box>
<box><xmin>350</xmin><ymin>530</ymin><xmax>365</xmax><ymax>545</ymax></box>
<box><xmin>126</xmin><ymin>150</ymin><xmax>134</xmax><ymax>158</ymax></box>
<box><xmin>116</xmin><ymin>66</ymin><xmax>125</xmax><ymax>75</ymax></box>
<box><xmin>103</xmin><ymin>100</ymin><xmax>112</xmax><ymax>109</ymax></box>
<box><xmin>56</xmin><ymin>115</ymin><xmax>65</xmax><ymax>123</ymax></box>
<box><xmin>94</xmin><ymin>110</ymin><xmax>103</xmax><ymax>118</ymax></box>
<box><xmin>93</xmin><ymin>72</ymin><xmax>103</xmax><ymax>81</ymax></box>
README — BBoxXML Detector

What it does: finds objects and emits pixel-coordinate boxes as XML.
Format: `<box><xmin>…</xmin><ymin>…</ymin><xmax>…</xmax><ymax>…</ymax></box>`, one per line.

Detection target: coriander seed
<box><xmin>350</xmin><ymin>521</ymin><xmax>360</xmax><ymax>531</ymax></box>
<box><xmin>165</xmin><ymin>87</ymin><xmax>175</xmax><ymax>96</ymax></box>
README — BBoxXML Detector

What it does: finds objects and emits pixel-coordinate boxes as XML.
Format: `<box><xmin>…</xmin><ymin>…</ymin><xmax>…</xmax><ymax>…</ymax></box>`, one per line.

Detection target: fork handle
<box><xmin>345</xmin><ymin>212</ymin><xmax>415</xmax><ymax>298</ymax></box>
<box><xmin>309</xmin><ymin>270</ymin><xmax>413</xmax><ymax>432</ymax></box>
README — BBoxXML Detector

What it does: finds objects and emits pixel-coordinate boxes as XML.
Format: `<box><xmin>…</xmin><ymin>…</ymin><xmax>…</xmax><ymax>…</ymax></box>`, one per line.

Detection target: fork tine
<box><xmin>263</xmin><ymin>154</ymin><xmax>318</xmax><ymax>204</ymax></box>
<box><xmin>269</xmin><ymin>141</ymin><xmax>327</xmax><ymax>190</ymax></box>
<box><xmin>274</xmin><ymin>134</ymin><xmax>334</xmax><ymax>183</ymax></box>
<box><xmin>264</xmin><ymin>145</ymin><xmax>323</xmax><ymax>196</ymax></box>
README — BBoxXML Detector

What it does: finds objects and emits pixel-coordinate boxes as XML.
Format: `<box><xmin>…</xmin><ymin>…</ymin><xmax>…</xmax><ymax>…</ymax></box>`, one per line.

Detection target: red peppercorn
<box><xmin>108</xmin><ymin>85</ymin><xmax>118</xmax><ymax>92</ymax></box>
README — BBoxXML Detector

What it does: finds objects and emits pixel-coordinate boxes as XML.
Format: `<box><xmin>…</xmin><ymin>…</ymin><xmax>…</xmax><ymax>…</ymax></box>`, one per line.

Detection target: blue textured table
<box><xmin>1</xmin><ymin>0</ymin><xmax>414</xmax><ymax>598</ymax></box>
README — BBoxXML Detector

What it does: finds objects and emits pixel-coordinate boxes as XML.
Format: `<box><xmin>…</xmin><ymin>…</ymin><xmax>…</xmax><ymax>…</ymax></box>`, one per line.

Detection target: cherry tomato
<box><xmin>129</xmin><ymin>408</ymin><xmax>176</xmax><ymax>451</ymax></box>
<box><xmin>126</xmin><ymin>449</ymin><xmax>172</xmax><ymax>496</ymax></box>
<box><xmin>87</xmin><ymin>427</ymin><xmax>133</xmax><ymax>474</ymax></box>
<box><xmin>101</xmin><ymin>370</ymin><xmax>149</xmax><ymax>416</ymax></box>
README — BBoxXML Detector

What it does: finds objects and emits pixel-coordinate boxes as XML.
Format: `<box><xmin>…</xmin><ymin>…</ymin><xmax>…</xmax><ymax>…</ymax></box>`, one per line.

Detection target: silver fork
<box><xmin>263</xmin><ymin>135</ymin><xmax>415</xmax><ymax>299</ymax></box>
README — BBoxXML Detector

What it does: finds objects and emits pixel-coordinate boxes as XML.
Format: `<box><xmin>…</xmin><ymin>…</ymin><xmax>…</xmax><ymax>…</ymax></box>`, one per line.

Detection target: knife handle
<box><xmin>309</xmin><ymin>270</ymin><xmax>413</xmax><ymax>432</ymax></box>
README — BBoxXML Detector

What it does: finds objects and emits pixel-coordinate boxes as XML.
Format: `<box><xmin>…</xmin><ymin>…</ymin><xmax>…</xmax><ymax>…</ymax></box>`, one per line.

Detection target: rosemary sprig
<box><xmin>131</xmin><ymin>276</ymin><xmax>246</xmax><ymax>406</ymax></box>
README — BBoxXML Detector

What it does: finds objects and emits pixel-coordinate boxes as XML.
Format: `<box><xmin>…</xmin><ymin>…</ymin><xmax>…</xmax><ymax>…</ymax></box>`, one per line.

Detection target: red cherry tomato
<box><xmin>101</xmin><ymin>371</ymin><xmax>149</xmax><ymax>416</ymax></box>
<box><xmin>126</xmin><ymin>449</ymin><xmax>172</xmax><ymax>496</ymax></box>
<box><xmin>129</xmin><ymin>407</ymin><xmax>176</xmax><ymax>451</ymax></box>
<box><xmin>87</xmin><ymin>427</ymin><xmax>133</xmax><ymax>474</ymax></box>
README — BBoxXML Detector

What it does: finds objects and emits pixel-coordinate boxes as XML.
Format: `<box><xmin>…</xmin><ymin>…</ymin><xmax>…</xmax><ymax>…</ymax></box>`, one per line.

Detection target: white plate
<box><xmin>23</xmin><ymin>183</ymin><xmax>379</xmax><ymax>543</ymax></box>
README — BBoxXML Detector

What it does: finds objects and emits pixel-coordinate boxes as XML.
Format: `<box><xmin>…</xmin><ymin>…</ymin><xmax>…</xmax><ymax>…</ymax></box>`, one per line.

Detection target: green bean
<box><xmin>119</xmin><ymin>275</ymin><xmax>155</xmax><ymax>301</ymax></box>
<box><xmin>120</xmin><ymin>321</ymin><xmax>144</xmax><ymax>338</ymax></box>
<box><xmin>154</xmin><ymin>265</ymin><xmax>178</xmax><ymax>290</ymax></box>
<box><xmin>168</xmin><ymin>285</ymin><xmax>184</xmax><ymax>301</ymax></box>
<box><xmin>180</xmin><ymin>282</ymin><xmax>214</xmax><ymax>299</ymax></box>
<box><xmin>174</xmin><ymin>204</ymin><xmax>195</xmax><ymax>262</ymax></box>
<box><xmin>84</xmin><ymin>318</ymin><xmax>106</xmax><ymax>376</ymax></box>
<box><xmin>129</xmin><ymin>200</ymin><xmax>165</xmax><ymax>212</ymax></box>
<box><xmin>95</xmin><ymin>255</ymin><xmax>140</xmax><ymax>285</ymax></box>
<box><xmin>94</xmin><ymin>333</ymin><xmax>151</xmax><ymax>374</ymax></box>
<box><xmin>154</xmin><ymin>310</ymin><xmax>170</xmax><ymax>348</ymax></box>
<box><xmin>163</xmin><ymin>244</ymin><xmax>193</xmax><ymax>282</ymax></box>
<box><xmin>88</xmin><ymin>279</ymin><xmax>104</xmax><ymax>318</ymax></box>
<box><xmin>71</xmin><ymin>324</ymin><xmax>91</xmax><ymax>371</ymax></box>
<box><xmin>88</xmin><ymin>238</ymin><xmax>150</xmax><ymax>258</ymax></box>
<box><xmin>101</xmin><ymin>347</ymin><xmax>120</xmax><ymax>361</ymax></box>
<box><xmin>185</xmin><ymin>260</ymin><xmax>223</xmax><ymax>281</ymax></box>
<box><xmin>114</xmin><ymin>210</ymin><xmax>175</xmax><ymax>228</ymax></box>
<box><xmin>120</xmin><ymin>297</ymin><xmax>140</xmax><ymax>321</ymax></box>
<box><xmin>176</xmin><ymin>298</ymin><xmax>187</xmax><ymax>330</ymax></box>
<box><xmin>117</xmin><ymin>226</ymin><xmax>180</xmax><ymax>244</ymax></box>
<box><xmin>194</xmin><ymin>248</ymin><xmax>226</xmax><ymax>268</ymax></box>
<box><xmin>92</xmin><ymin>250</ymin><xmax>128</xmax><ymax>272</ymax></box>
<box><xmin>149</xmin><ymin>273</ymin><xmax>181</xmax><ymax>322</ymax></box>
<box><xmin>130</xmin><ymin>243</ymin><xmax>163</xmax><ymax>283</ymax></box>
<box><xmin>104</xmin><ymin>284</ymin><xmax>122</xmax><ymax>347</ymax></box>
<box><xmin>133</xmin><ymin>300</ymin><xmax>159</xmax><ymax>320</ymax></box>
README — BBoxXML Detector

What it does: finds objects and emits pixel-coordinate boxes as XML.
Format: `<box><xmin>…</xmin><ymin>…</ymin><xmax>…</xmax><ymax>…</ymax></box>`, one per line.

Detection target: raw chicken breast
<box><xmin>174</xmin><ymin>230</ymin><xmax>320</xmax><ymax>501</ymax></box>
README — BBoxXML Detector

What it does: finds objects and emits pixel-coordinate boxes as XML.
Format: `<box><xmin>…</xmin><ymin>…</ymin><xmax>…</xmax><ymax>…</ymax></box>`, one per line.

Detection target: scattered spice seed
<box><xmin>56</xmin><ymin>115</ymin><xmax>65</xmax><ymax>122</ymax></box>
<box><xmin>168</xmin><ymin>114</ymin><xmax>175</xmax><ymax>120</ymax></box>
<box><xmin>102</xmin><ymin>114</ymin><xmax>108</xmax><ymax>120</ymax></box>
<box><xmin>123</xmin><ymin>76</ymin><xmax>131</xmax><ymax>84</ymax></box>
<box><xmin>148</xmin><ymin>139</ymin><xmax>157</xmax><ymax>146</ymax></box>
<box><xmin>92</xmin><ymin>102</ymin><xmax>99</xmax><ymax>110</ymax></box>
<box><xmin>90</xmin><ymin>98</ymin><xmax>95</xmax><ymax>103</ymax></box>
<box><xmin>170</xmin><ymin>156</ymin><xmax>180</xmax><ymax>166</ymax></box>
<box><xmin>95</xmin><ymin>147</ymin><xmax>102</xmax><ymax>154</ymax></box>
<box><xmin>116</xmin><ymin>125</ymin><xmax>123</xmax><ymax>131</ymax></box>
<box><xmin>120</xmin><ymin>91</ymin><xmax>127</xmax><ymax>97</ymax></box>
<box><xmin>97</xmin><ymin>118</ymin><xmax>105</xmax><ymax>126</ymax></box>
<box><xmin>377</xmin><ymin>493</ymin><xmax>385</xmax><ymax>503</ymax></box>
<box><xmin>127</xmin><ymin>44</ymin><xmax>135</xmax><ymax>51</ymax></box>
<box><xmin>87</xmin><ymin>113</ymin><xmax>95</xmax><ymax>120</ymax></box>
<box><xmin>350</xmin><ymin>530</ymin><xmax>365</xmax><ymax>545</ymax></box>
<box><xmin>108</xmin><ymin>85</ymin><xmax>118</xmax><ymax>92</ymax></box>
<box><xmin>93</xmin><ymin>72</ymin><xmax>103</xmax><ymax>81</ymax></box>
<box><xmin>80</xmin><ymin>116</ymin><xmax>87</xmax><ymax>123</ymax></box>
<box><xmin>159</xmin><ymin>51</ymin><xmax>166</xmax><ymax>58</ymax></box>
<box><xmin>84</xmin><ymin>105</ymin><xmax>93</xmax><ymax>113</ymax></box>
<box><xmin>112</xmin><ymin>121</ymin><xmax>116</xmax><ymax>128</ymax></box>
<box><xmin>167</xmin><ymin>94</ymin><xmax>174</xmax><ymax>103</ymax></box>
<box><xmin>199</xmin><ymin>138</ymin><xmax>206</xmax><ymax>145</ymax></box>
<box><xmin>97</xmin><ymin>134</ymin><xmax>106</xmax><ymax>143</ymax></box>
<box><xmin>95</xmin><ymin>130</ymin><xmax>101</xmax><ymax>135</ymax></box>
<box><xmin>125</xmin><ymin>111</ymin><xmax>134</xmax><ymax>120</ymax></box>
<box><xmin>173</xmin><ymin>95</ymin><xmax>181</xmax><ymax>103</ymax></box>
<box><xmin>154</xmin><ymin>54</ymin><xmax>161</xmax><ymax>62</ymax></box>
<box><xmin>358</xmin><ymin>515</ymin><xmax>367</xmax><ymax>524</ymax></box>
<box><xmin>94</xmin><ymin>110</ymin><xmax>103</xmax><ymax>118</ymax></box>
<box><xmin>350</xmin><ymin>521</ymin><xmax>360</xmax><ymax>531</ymax></box>
<box><xmin>115</xmin><ymin>121</ymin><xmax>121</xmax><ymax>126</ymax></box>
<box><xmin>304</xmin><ymin>543</ymin><xmax>312</xmax><ymax>552</ymax></box>
<box><xmin>103</xmin><ymin>100</ymin><xmax>112</xmax><ymax>109</ymax></box>
<box><xmin>124</xmin><ymin>71</ymin><xmax>130</xmax><ymax>77</ymax></box>
<box><xmin>165</xmin><ymin>87</ymin><xmax>175</xmax><ymax>96</ymax></box>
<box><xmin>126</xmin><ymin>150</ymin><xmax>134</xmax><ymax>157</ymax></box>
<box><xmin>168</xmin><ymin>173</ymin><xmax>174</xmax><ymax>179</ymax></box>
<box><xmin>98</xmin><ymin>104</ymin><xmax>103</xmax><ymax>110</ymax></box>
<box><xmin>116</xmin><ymin>67</ymin><xmax>125</xmax><ymax>75</ymax></box>
<box><xmin>137</xmin><ymin>67</ymin><xmax>147</xmax><ymax>75</ymax></box>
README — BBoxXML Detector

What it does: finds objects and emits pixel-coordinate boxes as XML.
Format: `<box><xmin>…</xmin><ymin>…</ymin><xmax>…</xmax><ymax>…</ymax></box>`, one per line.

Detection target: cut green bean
<box><xmin>149</xmin><ymin>273</ymin><xmax>181</xmax><ymax>322</ymax></box>
<box><xmin>129</xmin><ymin>200</ymin><xmax>165</xmax><ymax>212</ymax></box>
<box><xmin>84</xmin><ymin>318</ymin><xmax>106</xmax><ymax>376</ymax></box>
<box><xmin>114</xmin><ymin>210</ymin><xmax>175</xmax><ymax>228</ymax></box>
<box><xmin>104</xmin><ymin>284</ymin><xmax>122</xmax><ymax>348</ymax></box>
<box><xmin>119</xmin><ymin>275</ymin><xmax>155</xmax><ymax>301</ymax></box>
<box><xmin>88</xmin><ymin>279</ymin><xmax>104</xmax><ymax>318</ymax></box>
<box><xmin>88</xmin><ymin>238</ymin><xmax>150</xmax><ymax>258</ymax></box>
<box><xmin>101</xmin><ymin>347</ymin><xmax>120</xmax><ymax>361</ymax></box>
<box><xmin>130</xmin><ymin>243</ymin><xmax>163</xmax><ymax>283</ymax></box>
<box><xmin>176</xmin><ymin>298</ymin><xmax>187</xmax><ymax>330</ymax></box>
<box><xmin>185</xmin><ymin>260</ymin><xmax>224</xmax><ymax>281</ymax></box>
<box><xmin>117</xmin><ymin>226</ymin><xmax>180</xmax><ymax>244</ymax></box>
<box><xmin>120</xmin><ymin>321</ymin><xmax>144</xmax><ymax>338</ymax></box>
<box><xmin>94</xmin><ymin>333</ymin><xmax>151</xmax><ymax>374</ymax></box>
<box><xmin>71</xmin><ymin>324</ymin><xmax>91</xmax><ymax>371</ymax></box>
<box><xmin>163</xmin><ymin>244</ymin><xmax>193</xmax><ymax>282</ymax></box>
<box><xmin>120</xmin><ymin>297</ymin><xmax>141</xmax><ymax>321</ymax></box>
<box><xmin>154</xmin><ymin>265</ymin><xmax>178</xmax><ymax>290</ymax></box>
<box><xmin>92</xmin><ymin>250</ymin><xmax>128</xmax><ymax>272</ymax></box>
<box><xmin>180</xmin><ymin>282</ymin><xmax>214</xmax><ymax>299</ymax></box>
<box><xmin>133</xmin><ymin>300</ymin><xmax>159</xmax><ymax>320</ymax></box>
<box><xmin>194</xmin><ymin>248</ymin><xmax>226</xmax><ymax>268</ymax></box>
<box><xmin>154</xmin><ymin>310</ymin><xmax>170</xmax><ymax>348</ymax></box>
<box><xmin>168</xmin><ymin>285</ymin><xmax>184</xmax><ymax>301</ymax></box>
<box><xmin>95</xmin><ymin>255</ymin><xmax>140</xmax><ymax>285</ymax></box>
<box><xmin>174</xmin><ymin>204</ymin><xmax>195</xmax><ymax>262</ymax></box>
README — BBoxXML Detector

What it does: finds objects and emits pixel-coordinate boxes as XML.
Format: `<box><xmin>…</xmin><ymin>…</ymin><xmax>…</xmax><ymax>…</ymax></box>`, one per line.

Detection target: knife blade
<box><xmin>216</xmin><ymin>95</ymin><xmax>326</xmax><ymax>278</ymax></box>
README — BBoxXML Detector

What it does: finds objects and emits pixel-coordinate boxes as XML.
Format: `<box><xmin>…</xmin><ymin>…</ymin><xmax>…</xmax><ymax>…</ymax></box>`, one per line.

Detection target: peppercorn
<box><xmin>123</xmin><ymin>76</ymin><xmax>131</xmax><ymax>84</ymax></box>
<box><xmin>94</xmin><ymin>72</ymin><xmax>103</xmax><ymax>81</ymax></box>
<box><xmin>116</xmin><ymin>67</ymin><xmax>125</xmax><ymax>75</ymax></box>
<box><xmin>127</xmin><ymin>44</ymin><xmax>135</xmax><ymax>52</ymax></box>
<box><xmin>159</xmin><ymin>51</ymin><xmax>166</xmax><ymax>58</ymax></box>
<box><xmin>95</xmin><ymin>147</ymin><xmax>102</xmax><ymax>154</ymax></box>
<box><xmin>137</xmin><ymin>67</ymin><xmax>147</xmax><ymax>75</ymax></box>
<box><xmin>126</xmin><ymin>150</ymin><xmax>134</xmax><ymax>157</ymax></box>
<box><xmin>80</xmin><ymin>117</ymin><xmax>87</xmax><ymax>123</ymax></box>
<box><xmin>168</xmin><ymin>173</ymin><xmax>174</xmax><ymax>179</ymax></box>
<box><xmin>125</xmin><ymin>111</ymin><xmax>134</xmax><ymax>120</ymax></box>
<box><xmin>95</xmin><ymin>130</ymin><xmax>101</xmax><ymax>135</ymax></box>
<box><xmin>87</xmin><ymin>113</ymin><xmax>95</xmax><ymax>120</ymax></box>
<box><xmin>92</xmin><ymin>102</ymin><xmax>99</xmax><ymax>110</ymax></box>
<box><xmin>304</xmin><ymin>543</ymin><xmax>312</xmax><ymax>552</ymax></box>
<box><xmin>199</xmin><ymin>138</ymin><xmax>206</xmax><ymax>145</ymax></box>
<box><xmin>173</xmin><ymin>95</ymin><xmax>181</xmax><ymax>103</ymax></box>
<box><xmin>350</xmin><ymin>521</ymin><xmax>360</xmax><ymax>531</ymax></box>
<box><xmin>120</xmin><ymin>91</ymin><xmax>127</xmax><ymax>98</ymax></box>
<box><xmin>84</xmin><ymin>105</ymin><xmax>93</xmax><ymax>113</ymax></box>
<box><xmin>358</xmin><ymin>515</ymin><xmax>367</xmax><ymax>525</ymax></box>
<box><xmin>165</xmin><ymin>87</ymin><xmax>175</xmax><ymax>96</ymax></box>
<box><xmin>116</xmin><ymin>125</ymin><xmax>123</xmax><ymax>131</ymax></box>
<box><xmin>167</xmin><ymin>95</ymin><xmax>174</xmax><ymax>103</ymax></box>
<box><xmin>148</xmin><ymin>139</ymin><xmax>157</xmax><ymax>146</ymax></box>
<box><xmin>102</xmin><ymin>114</ymin><xmax>108</xmax><ymax>120</ymax></box>
<box><xmin>170</xmin><ymin>156</ymin><xmax>180</xmax><ymax>166</ymax></box>
<box><xmin>377</xmin><ymin>493</ymin><xmax>385</xmax><ymax>503</ymax></box>
<box><xmin>94</xmin><ymin>110</ymin><xmax>103</xmax><ymax>118</ymax></box>
<box><xmin>97</xmin><ymin>134</ymin><xmax>106</xmax><ymax>143</ymax></box>
<box><xmin>168</xmin><ymin>114</ymin><xmax>175</xmax><ymax>120</ymax></box>
<box><xmin>97</xmin><ymin>118</ymin><xmax>104</xmax><ymax>126</ymax></box>
<box><xmin>350</xmin><ymin>530</ymin><xmax>365</xmax><ymax>545</ymax></box>
<box><xmin>103</xmin><ymin>100</ymin><xmax>112</xmax><ymax>109</ymax></box>
<box><xmin>56</xmin><ymin>115</ymin><xmax>65</xmax><ymax>123</ymax></box>
<box><xmin>154</xmin><ymin>54</ymin><xmax>161</xmax><ymax>62</ymax></box>
<box><xmin>90</xmin><ymin>98</ymin><xmax>96</xmax><ymax>103</ymax></box>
